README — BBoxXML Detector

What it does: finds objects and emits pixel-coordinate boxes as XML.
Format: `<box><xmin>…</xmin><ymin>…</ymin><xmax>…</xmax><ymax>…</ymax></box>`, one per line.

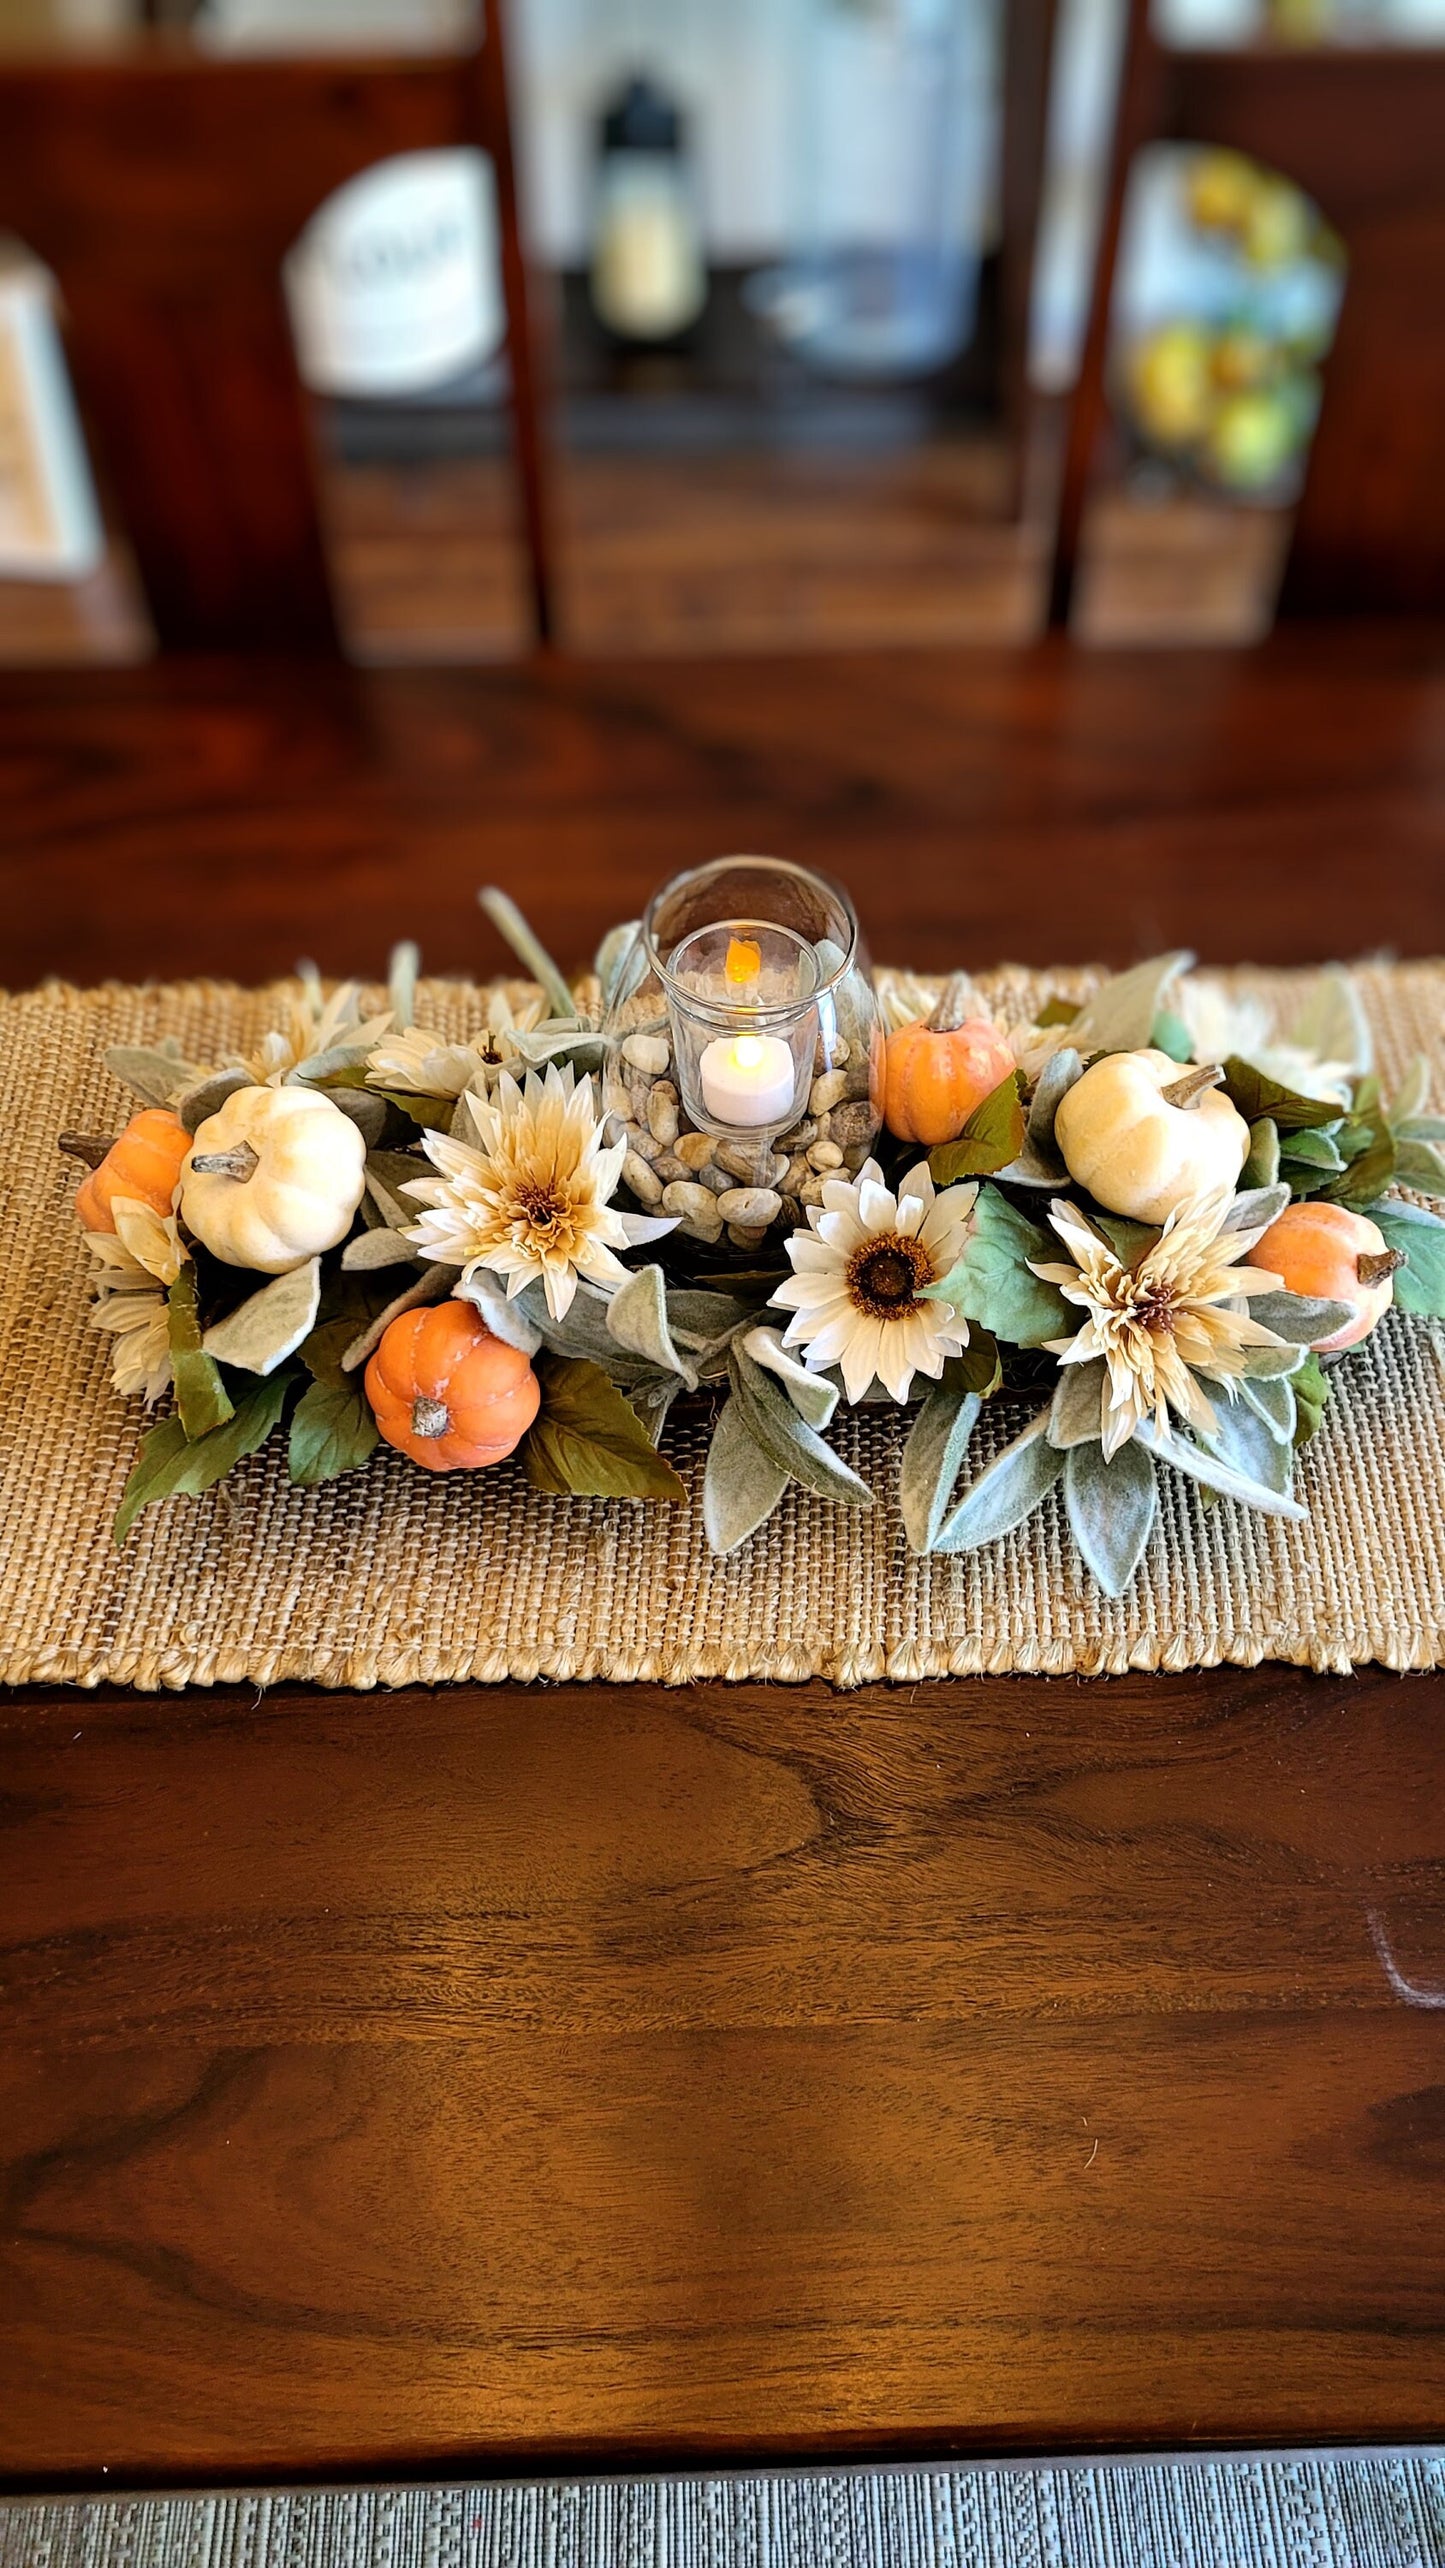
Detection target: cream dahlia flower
<box><xmin>87</xmin><ymin>1196</ymin><xmax>186</xmax><ymax>1405</ymax></box>
<box><xmin>1031</xmin><ymin>1187</ymin><xmax>1289</xmax><ymax>1460</ymax></box>
<box><xmin>402</xmin><ymin>1064</ymin><xmax>672</xmax><ymax>1321</ymax></box>
<box><xmin>367</xmin><ymin>987</ymin><xmax>548</xmax><ymax>1100</ymax></box>
<box><xmin>770</xmin><ymin>1158</ymin><xmax>978</xmax><ymax>1404</ymax></box>
<box><xmin>243</xmin><ymin>967</ymin><xmax>392</xmax><ymax>1087</ymax></box>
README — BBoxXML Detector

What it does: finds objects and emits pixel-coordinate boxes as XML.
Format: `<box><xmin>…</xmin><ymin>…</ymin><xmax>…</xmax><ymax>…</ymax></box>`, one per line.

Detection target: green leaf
<box><xmin>177</xmin><ymin>1066</ymin><xmax>251</xmax><ymax>1133</ymax></box>
<box><xmin>1134</xmin><ymin>1417</ymin><xmax>1306</xmax><ymax>1519</ymax></box>
<box><xmin>341</xmin><ymin>1228</ymin><xmax>423</xmax><ymax>1272</ymax></box>
<box><xmin>453</xmin><ymin>1268</ymin><xmax>545</xmax><ymax>1356</ymax></box>
<box><xmin>1278</xmin><ymin>1124</ymin><xmax>1345</xmax><ymax>1173</ymax></box>
<box><xmin>1065</xmin><ymin>1438</ymin><xmax>1157</xmax><ymax>1596</ymax></box>
<box><xmin>103</xmin><ymin>1037</ymin><xmax>204</xmax><ymax>1112</ymax></box>
<box><xmin>1394</xmin><ymin>1139</ymin><xmax>1445</xmax><ymax>1196</ymax></box>
<box><xmin>167</xmin><ymin>1265</ymin><xmax>235</xmax><ymax>1440</ymax></box>
<box><xmin>1048</xmin><ymin>1357</ymin><xmax>1107</xmax><ymax>1449</ymax></box>
<box><xmin>1245</xmin><ymin>1290</ymin><xmax>1356</xmax><ymax>1344</ymax></box>
<box><xmin>1202</xmin><ymin>1394</ymin><xmax>1296</xmax><ymax>1499</ymax></box>
<box><xmin>287</xmin><ymin>1376</ymin><xmax>380</xmax><ymax>1487</ymax></box>
<box><xmin>606</xmin><ymin>1264</ymin><xmax>698</xmax><ymax>1386</ymax></box>
<box><xmin>1068</xmin><ymin>952</ymin><xmax>1192</xmax><ymax>1055</ymax></box>
<box><xmin>1286</xmin><ymin>963</ymin><xmax>1372</xmax><ymax>1083</ymax></box>
<box><xmin>1034</xmin><ymin>995</ymin><xmax>1081</xmax><ymax>1029</ymax></box>
<box><xmin>1373</xmin><ymin>1200</ymin><xmax>1445</xmax><ymax>1317</ymax></box>
<box><xmin>1324</xmin><ymin>1075</ymin><xmax>1395</xmax><ymax>1210</ymax></box>
<box><xmin>932</xmin><ymin>1406</ymin><xmax>1065</xmax><ymax>1553</ymax></box>
<box><xmin>742</xmin><ymin>1327</ymin><xmax>840</xmax><ymax>1430</ymax></box>
<box><xmin>928</xmin><ymin>1072</ymin><xmax>1027</xmax><ymax>1185</ymax></box>
<box><xmin>1291</xmin><ymin>1350</ymin><xmax>1331</xmax><ymax>1448</ymax></box>
<box><xmin>201</xmin><ymin>1257</ymin><xmax>322</xmax><ymax>1376</ymax></box>
<box><xmin>114</xmin><ymin>1372</ymin><xmax>292</xmax><ymax>1543</ymax></box>
<box><xmin>701</xmin><ymin>1394</ymin><xmax>790</xmax><ymax>1555</ymax></box>
<box><xmin>1151</xmin><ymin>1008</ymin><xmax>1194</xmax><ymax>1064</ymax></box>
<box><xmin>927</xmin><ymin>1186</ymin><xmax>1071</xmax><ymax>1348</ymax></box>
<box><xmin>1222</xmin><ymin>1057</ymin><xmax>1344</xmax><ymax>1132</ymax></box>
<box><xmin>1241</xmin><ymin>1117</ymin><xmax>1280</xmax><ymax>1191</ymax></box>
<box><xmin>1237</xmin><ymin>1372</ymin><xmax>1297</xmax><ymax>1444</ymax></box>
<box><xmin>728</xmin><ymin>1341</ymin><xmax>875</xmax><ymax>1509</ymax></box>
<box><xmin>478</xmin><ymin>885</ymin><xmax>576</xmax><ymax>1021</ymax></box>
<box><xmin>1388</xmin><ymin>1055</ymin><xmax>1430</xmax><ymax>1130</ymax></box>
<box><xmin>1091</xmin><ymin>1213</ymin><xmax>1158</xmax><ymax>1267</ymax></box>
<box><xmin>899</xmin><ymin>1373</ymin><xmax>982</xmax><ymax>1553</ymax></box>
<box><xmin>522</xmin><ymin>1355</ymin><xmax>688</xmax><ymax>1502</ymax></box>
<box><xmin>369</xmin><ymin>1089</ymin><xmax>456</xmax><ymax>1133</ymax></box>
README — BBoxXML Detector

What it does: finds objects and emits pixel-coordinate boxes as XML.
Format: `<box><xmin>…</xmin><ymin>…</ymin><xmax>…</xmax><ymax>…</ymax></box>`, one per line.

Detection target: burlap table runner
<box><xmin>3</xmin><ymin>964</ymin><xmax>1443</xmax><ymax>1691</ymax></box>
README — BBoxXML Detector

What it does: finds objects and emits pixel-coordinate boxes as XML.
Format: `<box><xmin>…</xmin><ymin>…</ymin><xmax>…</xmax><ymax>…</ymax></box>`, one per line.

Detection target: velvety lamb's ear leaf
<box><xmin>728</xmin><ymin>1341</ymin><xmax>874</xmax><ymax>1509</ymax></box>
<box><xmin>1027</xmin><ymin>1048</ymin><xmax>1083</xmax><ymax>1151</ymax></box>
<box><xmin>1372</xmin><ymin>1200</ymin><xmax>1445</xmax><ymax>1316</ymax></box>
<box><xmin>1222</xmin><ymin>1058</ymin><xmax>1343</xmax><ymax>1133</ymax></box>
<box><xmin>202</xmin><ymin>1257</ymin><xmax>322</xmax><ymax>1376</ymax></box>
<box><xmin>932</xmin><ymin>1407</ymin><xmax>1064</xmax><ymax>1554</ymax></box>
<box><xmin>1323</xmin><ymin>1075</ymin><xmax>1396</xmax><ymax>1209</ymax></box>
<box><xmin>1236</xmin><ymin>1371</ymin><xmax>1297</xmax><ymax>1445</ymax></box>
<box><xmin>664</xmin><ymin>1288</ymin><xmax>758</xmax><ymax>1378</ymax></box>
<box><xmin>452</xmin><ymin>1267</ymin><xmax>546</xmax><ymax>1356</ymax></box>
<box><xmin>522</xmin><ymin>1355</ymin><xmax>687</xmax><ymax>1502</ymax></box>
<box><xmin>1242</xmin><ymin>1117</ymin><xmax>1281</xmax><ymax>1190</ymax></box>
<box><xmin>742</xmin><ymin>1327</ymin><xmax>839</xmax><ymax>1430</ymax></box>
<box><xmin>366</xmin><ymin>1150</ymin><xmax>430</xmax><ymax>1217</ymax></box>
<box><xmin>1134</xmin><ymin>1417</ymin><xmax>1307</xmax><ymax>1519</ymax></box>
<box><xmin>899</xmin><ymin>1375</ymin><xmax>981</xmax><ymax>1553</ymax></box>
<box><xmin>1034</xmin><ymin>995</ymin><xmax>1081</xmax><ymax>1029</ymax></box>
<box><xmin>114</xmin><ymin>1373</ymin><xmax>292</xmax><ymax>1543</ymax></box>
<box><xmin>702</xmin><ymin>1395</ymin><xmax>791</xmax><ymax>1555</ymax></box>
<box><xmin>1277</xmin><ymin>1124</ymin><xmax>1345</xmax><ymax>1175</ymax></box>
<box><xmin>1394</xmin><ymin>1139</ymin><xmax>1445</xmax><ymax>1196</ymax></box>
<box><xmin>1389</xmin><ymin>1054</ymin><xmax>1431</xmax><ymax>1130</ymax></box>
<box><xmin>1201</xmin><ymin>1394</ymin><xmax>1296</xmax><ymax>1498</ymax></box>
<box><xmin>104</xmin><ymin>1039</ymin><xmax>206</xmax><ymax>1112</ymax></box>
<box><xmin>927</xmin><ymin>1186</ymin><xmax>1071</xmax><ymax>1348</ymax></box>
<box><xmin>607</xmin><ymin>1264</ymin><xmax>698</xmax><ymax>1387</ymax></box>
<box><xmin>1291</xmin><ymin>1350</ymin><xmax>1331</xmax><ymax>1447</ymax></box>
<box><xmin>387</xmin><ymin>939</ymin><xmax>419</xmax><ymax>1033</ymax></box>
<box><xmin>177</xmin><ymin>1067</ymin><xmax>251</xmax><ymax>1133</ymax></box>
<box><xmin>1217</xmin><ymin>1183</ymin><xmax>1291</xmax><ymax>1238</ymax></box>
<box><xmin>595</xmin><ymin>920</ymin><xmax>643</xmax><ymax>1009</ymax></box>
<box><xmin>1048</xmin><ymin>1357</ymin><xmax>1107</xmax><ymax>1449</ymax></box>
<box><xmin>478</xmin><ymin>885</ymin><xmax>576</xmax><ymax>1022</ymax></box>
<box><xmin>928</xmin><ymin>1072</ymin><xmax>1027</xmax><ymax>1185</ymax></box>
<box><xmin>341</xmin><ymin>1263</ymin><xmax>454</xmax><ymax>1370</ymax></box>
<box><xmin>628</xmin><ymin>1374</ymin><xmax>683</xmax><ymax>1448</ymax></box>
<box><xmin>1287</xmin><ymin>962</ymin><xmax>1372</xmax><ymax>1082</ymax></box>
<box><xmin>1091</xmin><ymin>1213</ymin><xmax>1157</xmax><ymax>1267</ymax></box>
<box><xmin>288</xmin><ymin>1376</ymin><xmax>380</xmax><ymax>1486</ymax></box>
<box><xmin>1236</xmin><ymin>1337</ymin><xmax>1306</xmax><ymax>1380</ymax></box>
<box><xmin>342</xmin><ymin>1228</ymin><xmax>422</xmax><ymax>1272</ymax></box>
<box><xmin>167</xmin><ymin>1266</ymin><xmax>235</xmax><ymax>1439</ymax></box>
<box><xmin>1065</xmin><ymin>1438</ymin><xmax>1157</xmax><ymax>1596</ymax></box>
<box><xmin>1067</xmin><ymin>952</ymin><xmax>1193</xmax><ymax>1056</ymax></box>
<box><xmin>1245</xmin><ymin>1290</ymin><xmax>1356</xmax><ymax>1344</ymax></box>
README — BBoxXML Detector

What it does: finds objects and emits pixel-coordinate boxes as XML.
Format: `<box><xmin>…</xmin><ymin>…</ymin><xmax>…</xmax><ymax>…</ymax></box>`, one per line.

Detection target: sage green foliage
<box><xmin>927</xmin><ymin>1071</ymin><xmax>1026</xmax><ymax>1184</ymax></box>
<box><xmin>1243</xmin><ymin>1118</ymin><xmax>1281</xmax><ymax>1189</ymax></box>
<box><xmin>930</xmin><ymin>1408</ymin><xmax>1066</xmax><ymax>1554</ymax></box>
<box><xmin>702</xmin><ymin>1396</ymin><xmax>791</xmax><ymax>1554</ymax></box>
<box><xmin>201</xmin><ymin>1257</ymin><xmax>322</xmax><ymax>1376</ymax></box>
<box><xmin>899</xmin><ymin>1371</ymin><xmax>982</xmax><ymax>1553</ymax></box>
<box><xmin>1064</xmin><ymin>1439</ymin><xmax>1156</xmax><ymax>1595</ymax></box>
<box><xmin>288</xmin><ymin>1377</ymin><xmax>379</xmax><ymax>1486</ymax></box>
<box><xmin>522</xmin><ymin>1355</ymin><xmax>687</xmax><ymax>1502</ymax></box>
<box><xmin>727</xmin><ymin>1339</ymin><xmax>874</xmax><ymax>1508</ymax></box>
<box><xmin>1372</xmin><ymin>1200</ymin><xmax>1445</xmax><ymax>1317</ymax></box>
<box><xmin>926</xmin><ymin>1186</ymin><xmax>1071</xmax><ymax>1347</ymax></box>
<box><xmin>1290</xmin><ymin>1352</ymin><xmax>1331</xmax><ymax>1448</ymax></box>
<box><xmin>166</xmin><ymin>1266</ymin><xmax>234</xmax><ymax>1440</ymax></box>
<box><xmin>114</xmin><ymin>1372</ymin><xmax>293</xmax><ymax>1543</ymax></box>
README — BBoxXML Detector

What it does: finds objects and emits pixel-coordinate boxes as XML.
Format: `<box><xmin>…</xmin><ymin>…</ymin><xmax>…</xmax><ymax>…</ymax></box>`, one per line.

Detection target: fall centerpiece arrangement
<box><xmin>62</xmin><ymin>861</ymin><xmax>1445</xmax><ymax>1600</ymax></box>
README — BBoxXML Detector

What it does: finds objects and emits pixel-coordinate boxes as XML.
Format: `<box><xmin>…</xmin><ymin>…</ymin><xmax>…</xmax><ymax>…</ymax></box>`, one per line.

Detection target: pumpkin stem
<box><xmin>1161</xmin><ymin>1064</ymin><xmax>1225</xmax><ymax>1112</ymax></box>
<box><xmin>187</xmin><ymin>1141</ymin><xmax>261</xmax><ymax>1181</ymax></box>
<box><xmin>58</xmin><ymin>1131</ymin><xmax>115</xmax><ymax>1169</ymax></box>
<box><xmin>411</xmin><ymin>1395</ymin><xmax>451</xmax><ymax>1439</ymax></box>
<box><xmin>928</xmin><ymin>972</ymin><xmax>978</xmax><ymax>1034</ymax></box>
<box><xmin>1357</xmin><ymin>1247</ymin><xmax>1407</xmax><ymax>1288</ymax></box>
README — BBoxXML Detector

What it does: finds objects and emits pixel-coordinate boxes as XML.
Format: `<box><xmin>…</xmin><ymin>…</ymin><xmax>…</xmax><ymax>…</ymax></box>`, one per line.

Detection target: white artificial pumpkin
<box><xmin>1054</xmin><ymin>1048</ymin><xmax>1250</xmax><ymax>1224</ymax></box>
<box><xmin>181</xmin><ymin>1085</ymin><xmax>366</xmax><ymax>1274</ymax></box>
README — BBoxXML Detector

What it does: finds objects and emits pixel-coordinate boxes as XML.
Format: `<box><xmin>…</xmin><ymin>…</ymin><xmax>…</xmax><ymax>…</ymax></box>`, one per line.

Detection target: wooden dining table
<box><xmin>2</xmin><ymin>625</ymin><xmax>1444</xmax><ymax>2493</ymax></box>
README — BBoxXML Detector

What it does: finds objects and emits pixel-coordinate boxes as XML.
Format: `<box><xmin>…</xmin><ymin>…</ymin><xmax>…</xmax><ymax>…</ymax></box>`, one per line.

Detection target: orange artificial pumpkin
<box><xmin>75</xmin><ymin>1109</ymin><xmax>191</xmax><ymax>1233</ymax></box>
<box><xmin>884</xmin><ymin>1014</ymin><xmax>1016</xmax><ymax>1148</ymax></box>
<box><xmin>365</xmin><ymin>1298</ymin><xmax>540</xmax><ymax>1473</ymax></box>
<box><xmin>1246</xmin><ymin>1201</ymin><xmax>1405</xmax><ymax>1352</ymax></box>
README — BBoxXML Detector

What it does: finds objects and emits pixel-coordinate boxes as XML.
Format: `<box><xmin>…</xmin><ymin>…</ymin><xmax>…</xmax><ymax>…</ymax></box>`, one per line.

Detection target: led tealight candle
<box><xmin>699</xmin><ymin>1029</ymin><xmax>798</xmax><ymax>1129</ymax></box>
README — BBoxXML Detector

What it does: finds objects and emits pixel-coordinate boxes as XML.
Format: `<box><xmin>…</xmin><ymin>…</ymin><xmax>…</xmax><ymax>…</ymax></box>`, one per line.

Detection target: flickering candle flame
<box><xmin>725</xmin><ymin>935</ymin><xmax>763</xmax><ymax>991</ymax></box>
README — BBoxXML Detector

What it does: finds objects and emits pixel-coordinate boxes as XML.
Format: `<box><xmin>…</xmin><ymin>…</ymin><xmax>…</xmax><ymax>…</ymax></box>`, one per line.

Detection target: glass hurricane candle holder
<box><xmin>601</xmin><ymin>857</ymin><xmax>884</xmax><ymax>1256</ymax></box>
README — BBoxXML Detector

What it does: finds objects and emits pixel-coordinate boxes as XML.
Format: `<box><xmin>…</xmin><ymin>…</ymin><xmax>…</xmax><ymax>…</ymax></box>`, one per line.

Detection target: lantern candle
<box><xmin>699</xmin><ymin>1029</ymin><xmax>797</xmax><ymax>1127</ymax></box>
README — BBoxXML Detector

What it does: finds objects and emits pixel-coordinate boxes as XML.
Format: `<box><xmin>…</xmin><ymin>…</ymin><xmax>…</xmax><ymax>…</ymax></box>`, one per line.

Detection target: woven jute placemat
<box><xmin>2</xmin><ymin>964</ymin><xmax>1443</xmax><ymax>1691</ymax></box>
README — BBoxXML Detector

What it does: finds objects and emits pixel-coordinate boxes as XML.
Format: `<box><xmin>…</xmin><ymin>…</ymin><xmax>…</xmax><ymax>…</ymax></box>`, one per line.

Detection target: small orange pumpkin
<box><xmin>884</xmin><ymin>1012</ymin><xmax>1016</xmax><ymax>1148</ymax></box>
<box><xmin>1246</xmin><ymin>1201</ymin><xmax>1405</xmax><ymax>1351</ymax></box>
<box><xmin>75</xmin><ymin>1109</ymin><xmax>191</xmax><ymax>1233</ymax></box>
<box><xmin>365</xmin><ymin>1298</ymin><xmax>540</xmax><ymax>1473</ymax></box>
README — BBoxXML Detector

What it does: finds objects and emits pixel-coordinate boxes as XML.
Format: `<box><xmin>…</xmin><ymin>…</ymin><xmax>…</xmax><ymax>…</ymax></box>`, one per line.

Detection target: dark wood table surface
<box><xmin>3</xmin><ymin>629</ymin><xmax>1445</xmax><ymax>2491</ymax></box>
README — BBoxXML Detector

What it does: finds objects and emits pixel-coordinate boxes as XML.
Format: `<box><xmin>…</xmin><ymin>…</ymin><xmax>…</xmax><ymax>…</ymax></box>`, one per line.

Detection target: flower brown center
<box><xmin>516</xmin><ymin>1180</ymin><xmax>566</xmax><ymax>1236</ymax></box>
<box><xmin>846</xmin><ymin>1232</ymin><xmax>934</xmax><ymax>1322</ymax></box>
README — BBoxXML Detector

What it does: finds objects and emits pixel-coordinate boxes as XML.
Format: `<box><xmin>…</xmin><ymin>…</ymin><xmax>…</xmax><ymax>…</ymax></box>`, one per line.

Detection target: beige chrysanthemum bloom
<box><xmin>1031</xmin><ymin>1186</ymin><xmax>1288</xmax><ymax>1460</ymax></box>
<box><xmin>87</xmin><ymin>1196</ymin><xmax>186</xmax><ymax>1405</ymax></box>
<box><xmin>770</xmin><ymin>1158</ymin><xmax>977</xmax><ymax>1404</ymax></box>
<box><xmin>242</xmin><ymin>968</ymin><xmax>392</xmax><ymax>1087</ymax></box>
<box><xmin>366</xmin><ymin>987</ymin><xmax>547</xmax><ymax>1100</ymax></box>
<box><xmin>402</xmin><ymin>1064</ymin><xmax>673</xmax><ymax>1321</ymax></box>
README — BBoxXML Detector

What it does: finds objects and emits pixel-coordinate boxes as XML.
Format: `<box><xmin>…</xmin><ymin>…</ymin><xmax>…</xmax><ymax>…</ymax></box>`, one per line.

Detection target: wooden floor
<box><xmin>0</xmin><ymin>442</ymin><xmax>1287</xmax><ymax>667</ymax></box>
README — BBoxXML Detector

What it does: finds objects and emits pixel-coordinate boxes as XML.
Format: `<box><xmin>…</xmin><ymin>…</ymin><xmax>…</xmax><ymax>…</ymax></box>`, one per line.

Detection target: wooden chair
<box><xmin>0</xmin><ymin>9</ymin><xmax>552</xmax><ymax>652</ymax></box>
<box><xmin>1049</xmin><ymin>3</ymin><xmax>1445</xmax><ymax>624</ymax></box>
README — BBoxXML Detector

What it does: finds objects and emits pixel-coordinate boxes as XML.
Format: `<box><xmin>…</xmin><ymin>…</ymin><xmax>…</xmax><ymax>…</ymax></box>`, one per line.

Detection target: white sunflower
<box><xmin>87</xmin><ymin>1196</ymin><xmax>186</xmax><ymax>1405</ymax></box>
<box><xmin>366</xmin><ymin>986</ymin><xmax>547</xmax><ymax>1100</ymax></box>
<box><xmin>402</xmin><ymin>1063</ymin><xmax>674</xmax><ymax>1322</ymax></box>
<box><xmin>1031</xmin><ymin>1185</ymin><xmax>1289</xmax><ymax>1459</ymax></box>
<box><xmin>242</xmin><ymin>965</ymin><xmax>392</xmax><ymax>1086</ymax></box>
<box><xmin>770</xmin><ymin>1158</ymin><xmax>978</xmax><ymax>1404</ymax></box>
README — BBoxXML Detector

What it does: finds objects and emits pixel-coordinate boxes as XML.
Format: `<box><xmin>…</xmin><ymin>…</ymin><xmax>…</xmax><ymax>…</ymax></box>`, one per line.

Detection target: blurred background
<box><xmin>1</xmin><ymin>0</ymin><xmax>1441</xmax><ymax>665</ymax></box>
